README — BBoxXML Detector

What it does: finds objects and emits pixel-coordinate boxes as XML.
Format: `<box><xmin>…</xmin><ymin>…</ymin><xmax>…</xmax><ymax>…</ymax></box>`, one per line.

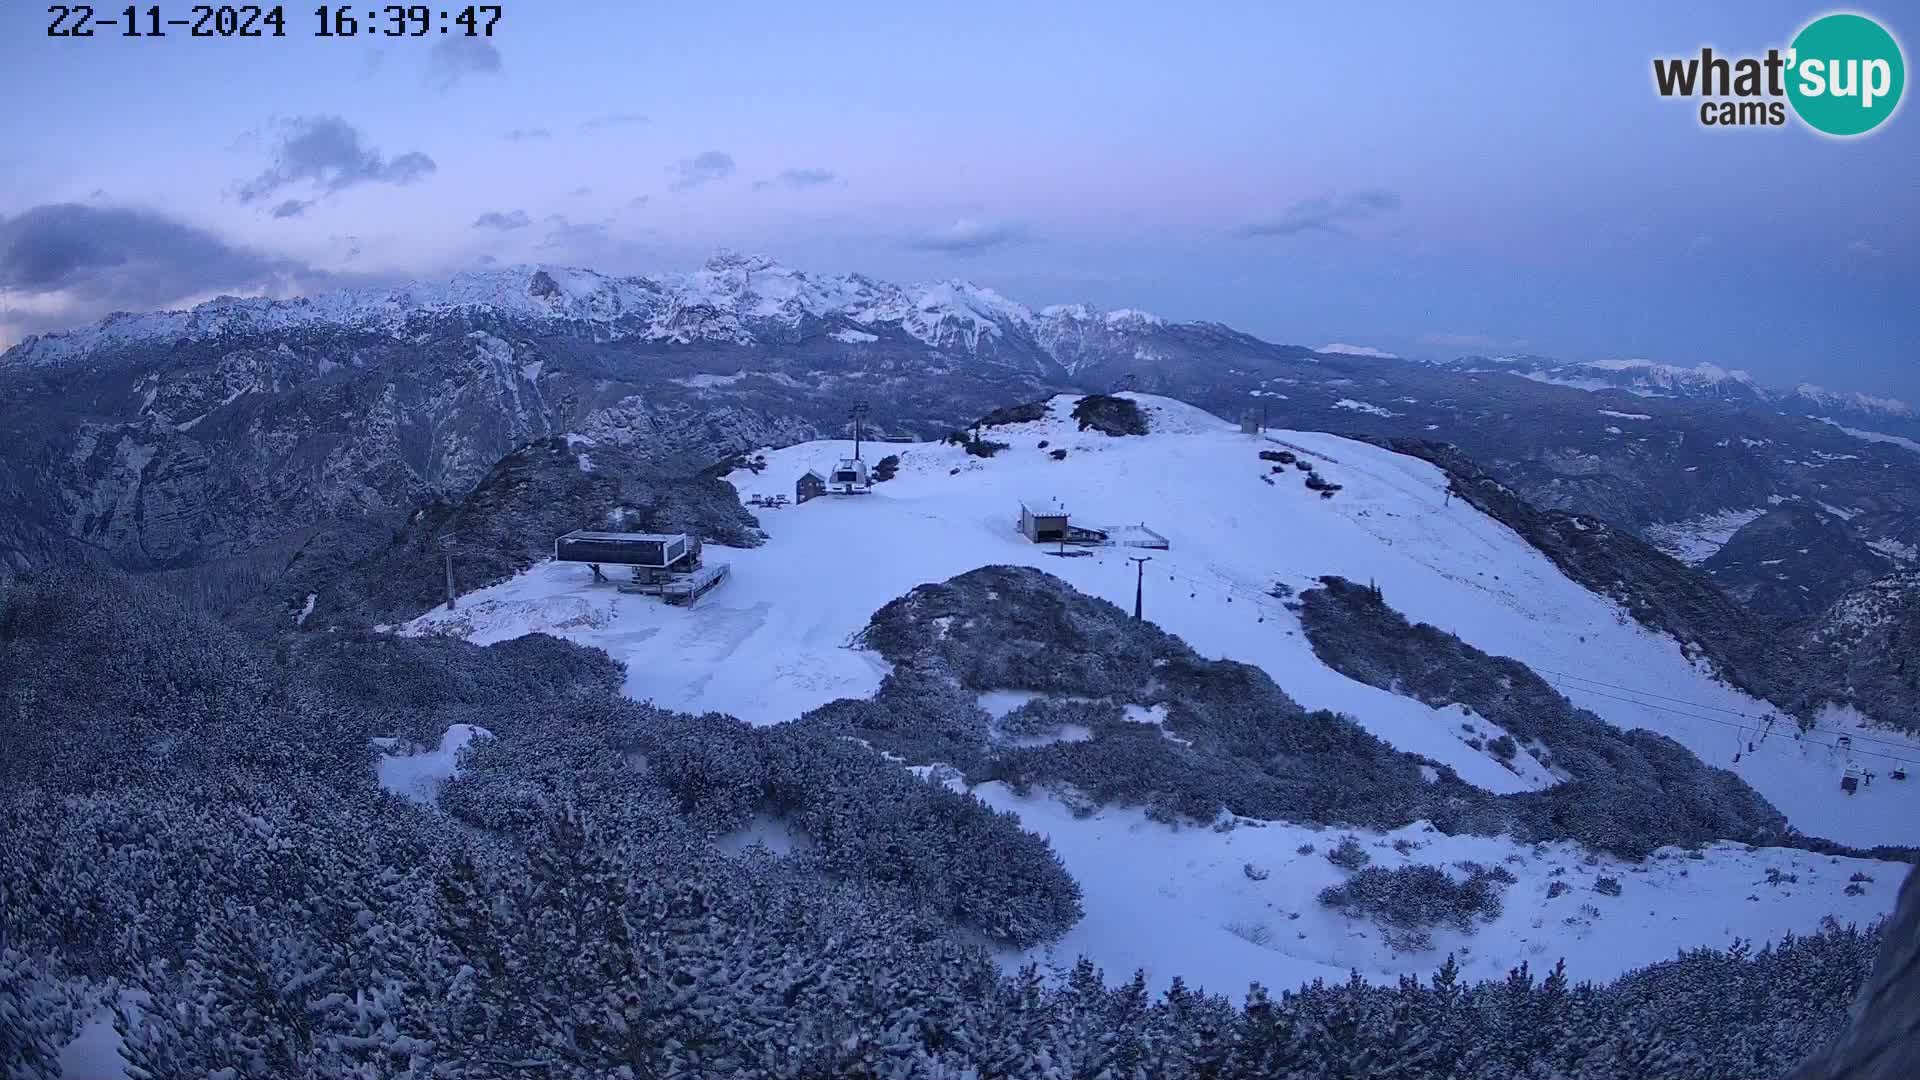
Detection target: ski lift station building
<box><xmin>1019</xmin><ymin>497</ymin><xmax>1169</xmax><ymax>549</ymax></box>
<box><xmin>553</xmin><ymin>530</ymin><xmax>731</xmax><ymax>605</ymax></box>
<box><xmin>1019</xmin><ymin>498</ymin><xmax>1072</xmax><ymax>543</ymax></box>
<box><xmin>554</xmin><ymin>530</ymin><xmax>690</xmax><ymax>568</ymax></box>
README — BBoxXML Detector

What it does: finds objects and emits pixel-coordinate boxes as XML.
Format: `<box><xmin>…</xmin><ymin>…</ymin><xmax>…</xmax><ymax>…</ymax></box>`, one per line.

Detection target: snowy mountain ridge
<box><xmin>1438</xmin><ymin>354</ymin><xmax>1913</xmax><ymax>419</ymax></box>
<box><xmin>0</xmin><ymin>253</ymin><xmax>1168</xmax><ymax>370</ymax></box>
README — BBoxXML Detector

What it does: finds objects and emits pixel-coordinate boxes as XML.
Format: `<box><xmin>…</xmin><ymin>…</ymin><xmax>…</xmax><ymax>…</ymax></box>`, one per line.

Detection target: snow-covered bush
<box><xmin>1071</xmin><ymin>394</ymin><xmax>1149</xmax><ymax>436</ymax></box>
<box><xmin>1317</xmin><ymin>864</ymin><xmax>1508</xmax><ymax>942</ymax></box>
<box><xmin>1327</xmin><ymin>837</ymin><xmax>1372</xmax><ymax>870</ymax></box>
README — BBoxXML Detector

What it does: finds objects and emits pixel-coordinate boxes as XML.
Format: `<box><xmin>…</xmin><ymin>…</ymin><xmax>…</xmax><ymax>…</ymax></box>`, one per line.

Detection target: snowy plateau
<box><xmin>404</xmin><ymin>394</ymin><xmax>1919</xmax><ymax>995</ymax></box>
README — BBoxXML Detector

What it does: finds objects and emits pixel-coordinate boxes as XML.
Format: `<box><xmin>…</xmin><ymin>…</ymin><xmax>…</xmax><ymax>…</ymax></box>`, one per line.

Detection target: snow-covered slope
<box><xmin>404</xmin><ymin>393</ymin><xmax>1918</xmax><ymax>991</ymax></box>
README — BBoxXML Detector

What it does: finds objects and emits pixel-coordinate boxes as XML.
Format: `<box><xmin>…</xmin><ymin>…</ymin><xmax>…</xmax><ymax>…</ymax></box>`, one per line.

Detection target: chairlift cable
<box><xmin>1540</xmin><ymin>679</ymin><xmax>1911</xmax><ymax>766</ymax></box>
<box><xmin>1536</xmin><ymin>667</ymin><xmax>1917</xmax><ymax>752</ymax></box>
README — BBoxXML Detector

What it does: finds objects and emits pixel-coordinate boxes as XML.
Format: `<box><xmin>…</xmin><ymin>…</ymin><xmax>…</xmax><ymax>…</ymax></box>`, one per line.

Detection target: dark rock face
<box><xmin>1791</xmin><ymin>572</ymin><xmax>1920</xmax><ymax>735</ymax></box>
<box><xmin>1788</xmin><ymin>866</ymin><xmax>1920</xmax><ymax>1080</ymax></box>
<box><xmin>1704</xmin><ymin>506</ymin><xmax>1894</xmax><ymax>617</ymax></box>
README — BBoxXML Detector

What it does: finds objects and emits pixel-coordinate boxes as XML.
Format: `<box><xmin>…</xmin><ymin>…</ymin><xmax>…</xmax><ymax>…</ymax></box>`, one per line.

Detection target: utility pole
<box><xmin>1130</xmin><ymin>555</ymin><xmax>1152</xmax><ymax>620</ymax></box>
<box><xmin>850</xmin><ymin>400</ymin><xmax>869</xmax><ymax>460</ymax></box>
<box><xmin>440</xmin><ymin>533</ymin><xmax>458</xmax><ymax>611</ymax></box>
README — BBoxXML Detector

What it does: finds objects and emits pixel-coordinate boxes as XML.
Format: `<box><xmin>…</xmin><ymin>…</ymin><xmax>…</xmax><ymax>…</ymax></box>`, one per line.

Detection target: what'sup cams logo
<box><xmin>1653</xmin><ymin>12</ymin><xmax>1904</xmax><ymax>136</ymax></box>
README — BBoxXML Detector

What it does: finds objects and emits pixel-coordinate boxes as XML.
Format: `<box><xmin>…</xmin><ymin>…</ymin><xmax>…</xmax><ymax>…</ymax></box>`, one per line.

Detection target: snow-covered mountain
<box><xmin>1436</xmin><ymin>354</ymin><xmax>1916</xmax><ymax>424</ymax></box>
<box><xmin>0</xmin><ymin>253</ymin><xmax>1179</xmax><ymax>375</ymax></box>
<box><xmin>398</xmin><ymin>393</ymin><xmax>1918</xmax><ymax>995</ymax></box>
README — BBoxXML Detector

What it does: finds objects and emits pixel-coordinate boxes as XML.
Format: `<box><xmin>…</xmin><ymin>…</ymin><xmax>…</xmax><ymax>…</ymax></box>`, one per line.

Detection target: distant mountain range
<box><xmin>1433</xmin><ymin>353</ymin><xmax>1914</xmax><ymax>427</ymax></box>
<box><xmin>2</xmin><ymin>254</ymin><xmax>1915</xmax><ymax>623</ymax></box>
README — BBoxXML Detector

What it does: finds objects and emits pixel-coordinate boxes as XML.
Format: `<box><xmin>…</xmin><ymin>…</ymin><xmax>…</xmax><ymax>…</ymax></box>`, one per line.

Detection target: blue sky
<box><xmin>2</xmin><ymin>2</ymin><xmax>1914</xmax><ymax>397</ymax></box>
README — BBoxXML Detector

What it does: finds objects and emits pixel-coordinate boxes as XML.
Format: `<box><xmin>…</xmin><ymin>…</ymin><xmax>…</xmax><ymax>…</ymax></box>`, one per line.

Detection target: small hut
<box><xmin>796</xmin><ymin>469</ymin><xmax>826</xmax><ymax>504</ymax></box>
<box><xmin>1019</xmin><ymin>498</ymin><xmax>1071</xmax><ymax>543</ymax></box>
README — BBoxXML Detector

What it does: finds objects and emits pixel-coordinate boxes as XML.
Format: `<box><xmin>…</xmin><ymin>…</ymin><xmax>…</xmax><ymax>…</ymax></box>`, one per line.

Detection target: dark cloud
<box><xmin>1237</xmin><ymin>188</ymin><xmax>1401</xmax><ymax>238</ymax></box>
<box><xmin>0</xmin><ymin>203</ymin><xmax>337</xmax><ymax>338</ymax></box>
<box><xmin>668</xmin><ymin>151</ymin><xmax>736</xmax><ymax>191</ymax></box>
<box><xmin>540</xmin><ymin>217</ymin><xmax>611</xmax><ymax>250</ymax></box>
<box><xmin>906</xmin><ymin>217</ymin><xmax>1032</xmax><ymax>255</ymax></box>
<box><xmin>472</xmin><ymin>210</ymin><xmax>531</xmax><ymax>231</ymax></box>
<box><xmin>504</xmin><ymin>127</ymin><xmax>551</xmax><ymax>142</ymax></box>
<box><xmin>270</xmin><ymin>199</ymin><xmax>311</xmax><ymax>219</ymax></box>
<box><xmin>627</xmin><ymin>195</ymin><xmax>649</xmax><ymax>209</ymax></box>
<box><xmin>535</xmin><ymin>216</ymin><xmax>655</xmax><ymax>272</ymax></box>
<box><xmin>753</xmin><ymin>167</ymin><xmax>838</xmax><ymax>191</ymax></box>
<box><xmin>580</xmin><ymin>112</ymin><xmax>648</xmax><ymax>131</ymax></box>
<box><xmin>237</xmin><ymin>116</ymin><xmax>436</xmax><ymax>204</ymax></box>
<box><xmin>427</xmin><ymin>36</ymin><xmax>503</xmax><ymax>90</ymax></box>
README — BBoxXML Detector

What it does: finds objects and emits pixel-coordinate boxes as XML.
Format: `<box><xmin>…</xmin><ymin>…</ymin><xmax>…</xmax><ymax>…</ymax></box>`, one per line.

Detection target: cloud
<box><xmin>427</xmin><ymin>36</ymin><xmax>503</xmax><ymax>90</ymax></box>
<box><xmin>580</xmin><ymin>112</ymin><xmax>648</xmax><ymax>131</ymax></box>
<box><xmin>626</xmin><ymin>195</ymin><xmax>649</xmax><ymax>209</ymax></box>
<box><xmin>0</xmin><ymin>203</ymin><xmax>337</xmax><ymax>340</ymax></box>
<box><xmin>906</xmin><ymin>217</ymin><xmax>1032</xmax><ymax>255</ymax></box>
<box><xmin>539</xmin><ymin>217</ymin><xmax>609</xmax><ymax>250</ymax></box>
<box><xmin>668</xmin><ymin>151</ymin><xmax>736</xmax><ymax>191</ymax></box>
<box><xmin>1419</xmin><ymin>331</ymin><xmax>1531</xmax><ymax>351</ymax></box>
<box><xmin>472</xmin><ymin>210</ymin><xmax>531</xmax><ymax>231</ymax></box>
<box><xmin>270</xmin><ymin>199</ymin><xmax>312</xmax><ymax>219</ymax></box>
<box><xmin>1238</xmin><ymin>188</ymin><xmax>1401</xmax><ymax>238</ymax></box>
<box><xmin>504</xmin><ymin>127</ymin><xmax>551</xmax><ymax>142</ymax></box>
<box><xmin>237</xmin><ymin>116</ymin><xmax>436</xmax><ymax>204</ymax></box>
<box><xmin>1846</xmin><ymin>239</ymin><xmax>1884</xmax><ymax>260</ymax></box>
<box><xmin>1317</xmin><ymin>343</ymin><xmax>1400</xmax><ymax>359</ymax></box>
<box><xmin>754</xmin><ymin>168</ymin><xmax>838</xmax><ymax>191</ymax></box>
<box><xmin>570</xmin><ymin>186</ymin><xmax>592</xmax><ymax>198</ymax></box>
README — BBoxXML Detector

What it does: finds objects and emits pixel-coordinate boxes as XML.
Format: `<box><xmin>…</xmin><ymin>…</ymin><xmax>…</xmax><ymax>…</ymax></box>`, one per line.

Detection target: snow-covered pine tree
<box><xmin>0</xmin><ymin>943</ymin><xmax>78</xmax><ymax>1080</ymax></box>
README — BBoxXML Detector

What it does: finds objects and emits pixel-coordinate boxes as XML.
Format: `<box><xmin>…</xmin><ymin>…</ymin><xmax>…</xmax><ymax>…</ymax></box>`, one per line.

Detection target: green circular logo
<box><xmin>1787</xmin><ymin>13</ymin><xmax>1905</xmax><ymax>136</ymax></box>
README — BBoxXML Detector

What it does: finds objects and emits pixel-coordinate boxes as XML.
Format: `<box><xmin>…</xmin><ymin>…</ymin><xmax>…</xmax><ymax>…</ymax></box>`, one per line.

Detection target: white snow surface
<box><xmin>1332</xmin><ymin>398</ymin><xmax>1397</xmax><ymax>418</ymax></box>
<box><xmin>985</xmin><ymin>796</ymin><xmax>1899</xmax><ymax>993</ymax></box>
<box><xmin>374</xmin><ymin>724</ymin><xmax>493</xmax><ymax>804</ymax></box>
<box><xmin>1817</xmin><ymin>417</ymin><xmax>1920</xmax><ymax>454</ymax></box>
<box><xmin>1317</xmin><ymin>343</ymin><xmax>1400</xmax><ymax>359</ymax></box>
<box><xmin>1642</xmin><ymin>508</ymin><xmax>1768</xmax><ymax>565</ymax></box>
<box><xmin>403</xmin><ymin>392</ymin><xmax>1918</xmax><ymax>989</ymax></box>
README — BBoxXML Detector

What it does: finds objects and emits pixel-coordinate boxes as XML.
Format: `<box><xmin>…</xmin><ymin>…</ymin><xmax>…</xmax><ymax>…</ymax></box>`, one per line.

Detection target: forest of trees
<box><xmin>0</xmin><ymin>567</ymin><xmax>1899</xmax><ymax>1078</ymax></box>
